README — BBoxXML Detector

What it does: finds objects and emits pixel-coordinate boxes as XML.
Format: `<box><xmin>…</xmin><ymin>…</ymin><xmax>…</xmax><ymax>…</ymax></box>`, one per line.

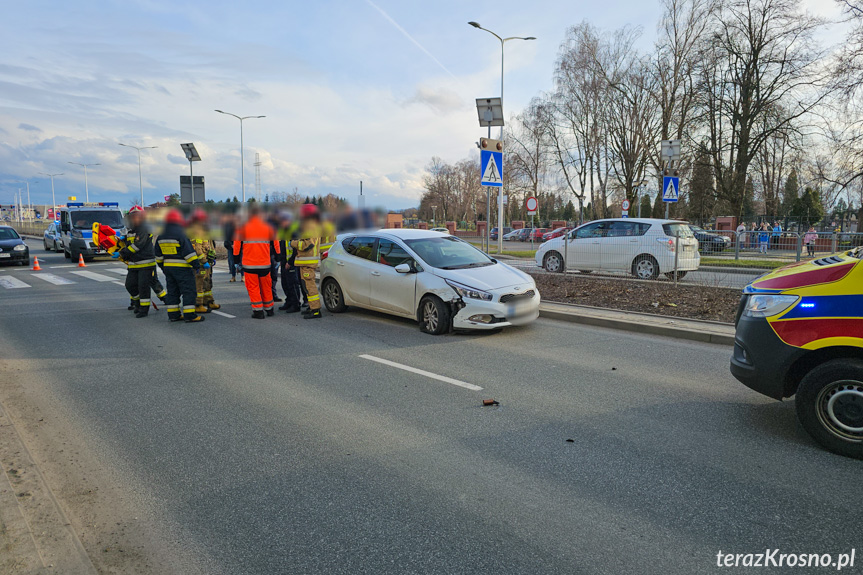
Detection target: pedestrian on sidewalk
<box><xmin>155</xmin><ymin>209</ymin><xmax>204</xmax><ymax>323</ymax></box>
<box><xmin>804</xmin><ymin>226</ymin><xmax>818</xmax><ymax>258</ymax></box>
<box><xmin>758</xmin><ymin>223</ymin><xmax>770</xmax><ymax>254</ymax></box>
<box><xmin>234</xmin><ymin>204</ymin><xmax>280</xmax><ymax>318</ymax></box>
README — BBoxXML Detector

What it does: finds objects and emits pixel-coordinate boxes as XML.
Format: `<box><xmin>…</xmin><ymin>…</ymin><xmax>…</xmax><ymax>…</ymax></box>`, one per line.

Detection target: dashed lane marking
<box><xmin>358</xmin><ymin>354</ymin><xmax>483</xmax><ymax>391</ymax></box>
<box><xmin>210</xmin><ymin>310</ymin><xmax>236</xmax><ymax>318</ymax></box>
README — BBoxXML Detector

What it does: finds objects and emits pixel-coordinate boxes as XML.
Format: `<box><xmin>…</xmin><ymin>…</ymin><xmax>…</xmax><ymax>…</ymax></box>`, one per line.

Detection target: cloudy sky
<box><xmin>0</xmin><ymin>0</ymin><xmax>846</xmax><ymax>210</ymax></box>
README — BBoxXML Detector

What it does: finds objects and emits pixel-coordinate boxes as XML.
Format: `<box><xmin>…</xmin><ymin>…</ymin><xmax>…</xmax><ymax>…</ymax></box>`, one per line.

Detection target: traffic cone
<box><xmin>77</xmin><ymin>253</ymin><xmax>86</xmax><ymax>267</ymax></box>
<box><xmin>31</xmin><ymin>257</ymin><xmax>41</xmax><ymax>271</ymax></box>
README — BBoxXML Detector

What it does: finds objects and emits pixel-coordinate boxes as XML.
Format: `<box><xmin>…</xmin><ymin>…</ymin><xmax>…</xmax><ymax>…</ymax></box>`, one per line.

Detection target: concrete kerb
<box><xmin>539</xmin><ymin>302</ymin><xmax>736</xmax><ymax>346</ymax></box>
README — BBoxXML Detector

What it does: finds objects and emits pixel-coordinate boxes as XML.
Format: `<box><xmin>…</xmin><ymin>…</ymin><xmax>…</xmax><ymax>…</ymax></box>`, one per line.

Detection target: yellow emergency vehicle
<box><xmin>731</xmin><ymin>246</ymin><xmax>863</xmax><ymax>458</ymax></box>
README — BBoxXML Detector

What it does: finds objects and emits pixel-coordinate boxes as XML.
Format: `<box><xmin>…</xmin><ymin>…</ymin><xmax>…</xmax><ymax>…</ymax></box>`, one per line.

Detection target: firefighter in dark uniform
<box><xmin>119</xmin><ymin>206</ymin><xmax>158</xmax><ymax>318</ymax></box>
<box><xmin>154</xmin><ymin>209</ymin><xmax>204</xmax><ymax>323</ymax></box>
<box><xmin>277</xmin><ymin>212</ymin><xmax>302</xmax><ymax>313</ymax></box>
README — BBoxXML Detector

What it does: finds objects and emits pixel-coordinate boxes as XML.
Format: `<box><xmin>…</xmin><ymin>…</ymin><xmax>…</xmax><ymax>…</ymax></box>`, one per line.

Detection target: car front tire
<box><xmin>543</xmin><ymin>251</ymin><xmax>564</xmax><ymax>273</ymax></box>
<box><xmin>795</xmin><ymin>359</ymin><xmax>863</xmax><ymax>459</ymax></box>
<box><xmin>322</xmin><ymin>278</ymin><xmax>347</xmax><ymax>313</ymax></box>
<box><xmin>418</xmin><ymin>295</ymin><xmax>450</xmax><ymax>335</ymax></box>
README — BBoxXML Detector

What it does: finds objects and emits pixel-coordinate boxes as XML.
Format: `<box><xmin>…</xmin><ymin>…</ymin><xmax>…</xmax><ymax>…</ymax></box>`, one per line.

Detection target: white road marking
<box><xmin>358</xmin><ymin>354</ymin><xmax>483</xmax><ymax>391</ymax></box>
<box><xmin>70</xmin><ymin>271</ymin><xmax>115</xmax><ymax>282</ymax></box>
<box><xmin>0</xmin><ymin>276</ymin><xmax>31</xmax><ymax>289</ymax></box>
<box><xmin>210</xmin><ymin>310</ymin><xmax>236</xmax><ymax>318</ymax></box>
<box><xmin>107</xmin><ymin>268</ymin><xmax>127</xmax><ymax>275</ymax></box>
<box><xmin>31</xmin><ymin>273</ymin><xmax>75</xmax><ymax>285</ymax></box>
<box><xmin>112</xmin><ymin>281</ymin><xmax>126</xmax><ymax>286</ymax></box>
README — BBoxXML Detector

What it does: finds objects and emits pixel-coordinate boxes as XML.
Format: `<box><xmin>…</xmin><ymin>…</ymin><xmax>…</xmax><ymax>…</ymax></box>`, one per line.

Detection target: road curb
<box><xmin>538</xmin><ymin>303</ymin><xmax>735</xmax><ymax>346</ymax></box>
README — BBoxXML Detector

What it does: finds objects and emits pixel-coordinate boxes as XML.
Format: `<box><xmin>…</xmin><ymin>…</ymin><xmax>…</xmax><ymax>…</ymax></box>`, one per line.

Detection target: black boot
<box><xmin>303</xmin><ymin>309</ymin><xmax>322</xmax><ymax>319</ymax></box>
<box><xmin>265</xmin><ymin>308</ymin><xmax>275</xmax><ymax>317</ymax></box>
<box><xmin>252</xmin><ymin>310</ymin><xmax>265</xmax><ymax>319</ymax></box>
<box><xmin>135</xmin><ymin>309</ymin><xmax>149</xmax><ymax>318</ymax></box>
<box><xmin>282</xmin><ymin>305</ymin><xmax>301</xmax><ymax>313</ymax></box>
<box><xmin>128</xmin><ymin>301</ymin><xmax>137</xmax><ymax>311</ymax></box>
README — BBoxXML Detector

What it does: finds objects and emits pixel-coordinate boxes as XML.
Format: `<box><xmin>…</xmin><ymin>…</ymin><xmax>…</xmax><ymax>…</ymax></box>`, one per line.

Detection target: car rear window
<box><xmin>344</xmin><ymin>236</ymin><xmax>376</xmax><ymax>261</ymax></box>
<box><xmin>662</xmin><ymin>223</ymin><xmax>695</xmax><ymax>238</ymax></box>
<box><xmin>0</xmin><ymin>228</ymin><xmax>20</xmax><ymax>240</ymax></box>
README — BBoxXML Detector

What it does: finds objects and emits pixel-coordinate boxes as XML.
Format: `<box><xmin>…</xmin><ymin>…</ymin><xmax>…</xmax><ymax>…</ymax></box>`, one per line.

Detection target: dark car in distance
<box><xmin>689</xmin><ymin>225</ymin><xmax>731</xmax><ymax>253</ymax></box>
<box><xmin>0</xmin><ymin>226</ymin><xmax>30</xmax><ymax>266</ymax></box>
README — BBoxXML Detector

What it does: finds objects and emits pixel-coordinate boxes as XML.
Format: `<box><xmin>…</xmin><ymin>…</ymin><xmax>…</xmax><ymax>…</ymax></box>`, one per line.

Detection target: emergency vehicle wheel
<box><xmin>419</xmin><ymin>295</ymin><xmax>450</xmax><ymax>336</ymax></box>
<box><xmin>322</xmin><ymin>278</ymin><xmax>347</xmax><ymax>313</ymax></box>
<box><xmin>796</xmin><ymin>359</ymin><xmax>863</xmax><ymax>459</ymax></box>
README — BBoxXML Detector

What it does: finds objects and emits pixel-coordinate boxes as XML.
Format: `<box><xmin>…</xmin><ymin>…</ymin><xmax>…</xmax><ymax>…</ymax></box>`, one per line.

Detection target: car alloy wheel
<box><xmin>816</xmin><ymin>380</ymin><xmax>863</xmax><ymax>442</ymax></box>
<box><xmin>423</xmin><ymin>300</ymin><xmax>439</xmax><ymax>332</ymax></box>
<box><xmin>324</xmin><ymin>282</ymin><xmax>339</xmax><ymax>309</ymax></box>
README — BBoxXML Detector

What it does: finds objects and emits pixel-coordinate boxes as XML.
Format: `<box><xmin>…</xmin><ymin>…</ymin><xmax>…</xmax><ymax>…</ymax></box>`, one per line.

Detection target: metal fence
<box><xmin>8</xmin><ymin>221</ymin><xmax>51</xmax><ymax>237</ymax></box>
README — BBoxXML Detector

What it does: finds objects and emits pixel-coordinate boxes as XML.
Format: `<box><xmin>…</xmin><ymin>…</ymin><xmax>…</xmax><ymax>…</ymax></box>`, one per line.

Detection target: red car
<box><xmin>542</xmin><ymin>227</ymin><xmax>572</xmax><ymax>242</ymax></box>
<box><xmin>527</xmin><ymin>228</ymin><xmax>547</xmax><ymax>242</ymax></box>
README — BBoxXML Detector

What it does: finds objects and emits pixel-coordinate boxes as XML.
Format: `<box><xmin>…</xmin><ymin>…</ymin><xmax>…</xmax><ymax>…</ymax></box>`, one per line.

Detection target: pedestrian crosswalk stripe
<box><xmin>112</xmin><ymin>281</ymin><xmax>126</xmax><ymax>287</ymax></box>
<box><xmin>107</xmin><ymin>268</ymin><xmax>127</xmax><ymax>275</ymax></box>
<box><xmin>32</xmin><ymin>273</ymin><xmax>76</xmax><ymax>285</ymax></box>
<box><xmin>0</xmin><ymin>276</ymin><xmax>31</xmax><ymax>289</ymax></box>
<box><xmin>70</xmin><ymin>271</ymin><xmax>115</xmax><ymax>282</ymax></box>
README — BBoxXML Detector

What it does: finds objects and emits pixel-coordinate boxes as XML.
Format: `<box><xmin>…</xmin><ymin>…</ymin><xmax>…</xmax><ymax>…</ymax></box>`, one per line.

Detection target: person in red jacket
<box><xmin>233</xmin><ymin>205</ymin><xmax>280</xmax><ymax>318</ymax></box>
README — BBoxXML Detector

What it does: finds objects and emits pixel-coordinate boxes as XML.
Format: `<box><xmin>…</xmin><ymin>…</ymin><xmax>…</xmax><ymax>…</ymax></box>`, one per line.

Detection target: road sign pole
<box><xmin>498</xmin><ymin>188</ymin><xmax>503</xmax><ymax>255</ymax></box>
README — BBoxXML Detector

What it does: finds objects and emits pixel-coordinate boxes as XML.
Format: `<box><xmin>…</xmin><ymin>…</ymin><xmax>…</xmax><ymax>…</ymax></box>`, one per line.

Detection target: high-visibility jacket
<box><xmin>291</xmin><ymin>222</ymin><xmax>321</xmax><ymax>267</ymax></box>
<box><xmin>155</xmin><ymin>223</ymin><xmax>200</xmax><ymax>270</ymax></box>
<box><xmin>121</xmin><ymin>222</ymin><xmax>157</xmax><ymax>268</ymax></box>
<box><xmin>234</xmin><ymin>215</ymin><xmax>279</xmax><ymax>271</ymax></box>
<box><xmin>277</xmin><ymin>222</ymin><xmax>300</xmax><ymax>264</ymax></box>
<box><xmin>319</xmin><ymin>220</ymin><xmax>336</xmax><ymax>253</ymax></box>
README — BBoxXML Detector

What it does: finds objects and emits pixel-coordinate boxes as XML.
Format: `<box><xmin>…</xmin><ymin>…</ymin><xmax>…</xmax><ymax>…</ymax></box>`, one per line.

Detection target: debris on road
<box><xmin>482</xmin><ymin>399</ymin><xmax>499</xmax><ymax>407</ymax></box>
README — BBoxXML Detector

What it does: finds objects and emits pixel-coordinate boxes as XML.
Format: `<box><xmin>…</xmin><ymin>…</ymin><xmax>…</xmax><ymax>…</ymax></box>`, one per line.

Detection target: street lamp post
<box><xmin>118</xmin><ymin>143</ymin><xmax>158</xmax><ymax>207</ymax></box>
<box><xmin>67</xmin><ymin>162</ymin><xmax>100</xmax><ymax>202</ymax></box>
<box><xmin>468</xmin><ymin>21</ymin><xmax>535</xmax><ymax>254</ymax></box>
<box><xmin>38</xmin><ymin>172</ymin><xmax>63</xmax><ymax>218</ymax></box>
<box><xmin>215</xmin><ymin>110</ymin><xmax>266</xmax><ymax>202</ymax></box>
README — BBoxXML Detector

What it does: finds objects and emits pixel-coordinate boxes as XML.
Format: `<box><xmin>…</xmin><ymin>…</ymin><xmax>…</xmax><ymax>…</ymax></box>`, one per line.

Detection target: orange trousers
<box><xmin>244</xmin><ymin>273</ymin><xmax>274</xmax><ymax>311</ymax></box>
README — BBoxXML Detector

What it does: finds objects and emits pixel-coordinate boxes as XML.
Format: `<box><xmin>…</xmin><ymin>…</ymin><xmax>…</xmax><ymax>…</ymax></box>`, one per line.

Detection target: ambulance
<box><xmin>730</xmin><ymin>246</ymin><xmax>863</xmax><ymax>458</ymax></box>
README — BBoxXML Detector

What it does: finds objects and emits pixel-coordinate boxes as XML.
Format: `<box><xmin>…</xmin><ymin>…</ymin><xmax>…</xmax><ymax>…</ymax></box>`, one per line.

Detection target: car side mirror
<box><xmin>60</xmin><ymin>223</ymin><xmax>70</xmax><ymax>232</ymax></box>
<box><xmin>395</xmin><ymin>263</ymin><xmax>412</xmax><ymax>274</ymax></box>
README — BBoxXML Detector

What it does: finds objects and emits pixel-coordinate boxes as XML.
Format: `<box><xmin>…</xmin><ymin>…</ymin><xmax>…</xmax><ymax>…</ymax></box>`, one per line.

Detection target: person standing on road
<box><xmin>758</xmin><ymin>223</ymin><xmax>770</xmax><ymax>254</ymax></box>
<box><xmin>187</xmin><ymin>209</ymin><xmax>220</xmax><ymax>314</ymax></box>
<box><xmin>804</xmin><ymin>226</ymin><xmax>818</xmax><ymax>258</ymax></box>
<box><xmin>222</xmin><ymin>213</ymin><xmax>238</xmax><ymax>283</ymax></box>
<box><xmin>277</xmin><ymin>212</ymin><xmax>302</xmax><ymax>313</ymax></box>
<box><xmin>154</xmin><ymin>209</ymin><xmax>204</xmax><ymax>323</ymax></box>
<box><xmin>291</xmin><ymin>204</ymin><xmax>322</xmax><ymax>319</ymax></box>
<box><xmin>117</xmin><ymin>206</ymin><xmax>158</xmax><ymax>318</ymax></box>
<box><xmin>234</xmin><ymin>205</ymin><xmax>280</xmax><ymax>319</ymax></box>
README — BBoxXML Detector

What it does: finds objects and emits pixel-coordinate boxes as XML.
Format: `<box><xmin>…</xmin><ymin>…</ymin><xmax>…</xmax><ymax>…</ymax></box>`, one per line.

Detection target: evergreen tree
<box><xmin>780</xmin><ymin>169</ymin><xmax>799</xmax><ymax>217</ymax></box>
<box><xmin>688</xmin><ymin>149</ymin><xmax>715</xmax><ymax>224</ymax></box>
<box><xmin>791</xmin><ymin>187</ymin><xmax>824</xmax><ymax>225</ymax></box>
<box><xmin>232</xmin><ymin>196</ymin><xmax>239</xmax><ymax>203</ymax></box>
<box><xmin>562</xmin><ymin>200</ymin><xmax>576</xmax><ymax>222</ymax></box>
<box><xmin>742</xmin><ymin>177</ymin><xmax>757</xmax><ymax>220</ymax></box>
<box><xmin>639</xmin><ymin>195</ymin><xmax>652</xmax><ymax>218</ymax></box>
<box><xmin>651</xmin><ymin>192</ymin><xmax>664</xmax><ymax>218</ymax></box>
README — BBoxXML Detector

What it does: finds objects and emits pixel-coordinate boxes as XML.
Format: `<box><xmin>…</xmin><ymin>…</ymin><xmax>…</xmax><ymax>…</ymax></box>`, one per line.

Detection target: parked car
<box><xmin>689</xmin><ymin>225</ymin><xmax>731</xmax><ymax>253</ymax></box>
<box><xmin>430</xmin><ymin>227</ymin><xmax>450</xmax><ymax>234</ymax></box>
<box><xmin>527</xmin><ymin>228</ymin><xmax>547</xmax><ymax>242</ymax></box>
<box><xmin>535</xmin><ymin>218</ymin><xmax>700</xmax><ymax>280</ymax></box>
<box><xmin>320</xmin><ymin>229</ymin><xmax>540</xmax><ymax>334</ymax></box>
<box><xmin>489</xmin><ymin>227</ymin><xmax>512</xmax><ymax>241</ymax></box>
<box><xmin>502</xmin><ymin>229</ymin><xmax>522</xmax><ymax>240</ymax></box>
<box><xmin>514</xmin><ymin>228</ymin><xmax>532</xmax><ymax>242</ymax></box>
<box><xmin>0</xmin><ymin>226</ymin><xmax>30</xmax><ymax>266</ymax></box>
<box><xmin>542</xmin><ymin>227</ymin><xmax>572</xmax><ymax>242</ymax></box>
<box><xmin>43</xmin><ymin>222</ymin><xmax>62</xmax><ymax>252</ymax></box>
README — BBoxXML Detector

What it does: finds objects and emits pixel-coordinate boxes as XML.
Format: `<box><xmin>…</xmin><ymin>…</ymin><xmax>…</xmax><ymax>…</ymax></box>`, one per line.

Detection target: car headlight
<box><xmin>743</xmin><ymin>294</ymin><xmax>799</xmax><ymax>318</ymax></box>
<box><xmin>12</xmin><ymin>244</ymin><xmax>26</xmax><ymax>251</ymax></box>
<box><xmin>446</xmin><ymin>280</ymin><xmax>493</xmax><ymax>301</ymax></box>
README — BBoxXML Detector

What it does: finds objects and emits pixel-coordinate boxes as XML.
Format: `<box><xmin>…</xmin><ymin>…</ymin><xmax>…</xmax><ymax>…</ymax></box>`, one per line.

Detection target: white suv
<box><xmin>534</xmin><ymin>218</ymin><xmax>700</xmax><ymax>279</ymax></box>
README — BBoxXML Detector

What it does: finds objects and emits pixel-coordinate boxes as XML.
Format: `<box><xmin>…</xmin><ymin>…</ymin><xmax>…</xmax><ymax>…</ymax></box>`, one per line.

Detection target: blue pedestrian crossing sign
<box><xmin>662</xmin><ymin>176</ymin><xmax>679</xmax><ymax>203</ymax></box>
<box><xmin>481</xmin><ymin>149</ymin><xmax>503</xmax><ymax>187</ymax></box>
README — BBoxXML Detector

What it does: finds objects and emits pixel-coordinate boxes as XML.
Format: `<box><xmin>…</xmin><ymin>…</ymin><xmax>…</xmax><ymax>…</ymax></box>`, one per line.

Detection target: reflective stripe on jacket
<box><xmin>155</xmin><ymin>223</ymin><xmax>200</xmax><ymax>270</ymax></box>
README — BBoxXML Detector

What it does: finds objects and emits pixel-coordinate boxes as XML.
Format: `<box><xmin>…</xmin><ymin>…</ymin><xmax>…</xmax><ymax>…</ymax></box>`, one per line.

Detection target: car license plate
<box><xmin>0</xmin><ymin>253</ymin><xmax>10</xmax><ymax>258</ymax></box>
<box><xmin>507</xmin><ymin>301</ymin><xmax>532</xmax><ymax>317</ymax></box>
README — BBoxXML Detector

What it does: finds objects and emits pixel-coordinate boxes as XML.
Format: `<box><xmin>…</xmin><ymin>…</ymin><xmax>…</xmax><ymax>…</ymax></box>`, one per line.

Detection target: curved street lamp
<box><xmin>215</xmin><ymin>110</ymin><xmax>266</xmax><ymax>202</ymax></box>
<box><xmin>67</xmin><ymin>162</ymin><xmax>101</xmax><ymax>202</ymax></box>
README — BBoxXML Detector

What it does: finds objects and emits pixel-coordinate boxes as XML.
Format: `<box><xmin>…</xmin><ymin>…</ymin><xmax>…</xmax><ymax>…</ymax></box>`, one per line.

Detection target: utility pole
<box><xmin>39</xmin><ymin>172</ymin><xmax>63</xmax><ymax>218</ymax></box>
<box><xmin>215</xmin><ymin>110</ymin><xmax>266</xmax><ymax>202</ymax></box>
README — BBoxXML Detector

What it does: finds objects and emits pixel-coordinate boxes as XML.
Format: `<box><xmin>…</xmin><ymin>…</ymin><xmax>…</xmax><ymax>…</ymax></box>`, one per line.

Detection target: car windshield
<box><xmin>663</xmin><ymin>223</ymin><xmax>695</xmax><ymax>238</ymax></box>
<box><xmin>70</xmin><ymin>210</ymin><xmax>123</xmax><ymax>229</ymax></box>
<box><xmin>404</xmin><ymin>236</ymin><xmax>494</xmax><ymax>269</ymax></box>
<box><xmin>0</xmin><ymin>228</ymin><xmax>20</xmax><ymax>240</ymax></box>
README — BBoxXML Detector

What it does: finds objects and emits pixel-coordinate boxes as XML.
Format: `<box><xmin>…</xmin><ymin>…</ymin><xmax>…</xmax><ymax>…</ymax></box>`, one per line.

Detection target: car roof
<box><xmin>341</xmin><ymin>228</ymin><xmax>451</xmax><ymax>240</ymax></box>
<box><xmin>582</xmin><ymin>218</ymin><xmax>686</xmax><ymax>225</ymax></box>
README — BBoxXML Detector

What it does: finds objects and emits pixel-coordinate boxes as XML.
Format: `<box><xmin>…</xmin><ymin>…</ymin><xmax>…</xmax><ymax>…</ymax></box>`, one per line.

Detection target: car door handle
<box><xmin>629</xmin><ymin>239</ymin><xmax>638</xmax><ymax>242</ymax></box>
<box><xmin>336</xmin><ymin>261</ymin><xmax>345</xmax><ymax>266</ymax></box>
<box><xmin>370</xmin><ymin>271</ymin><xmax>381</xmax><ymax>276</ymax></box>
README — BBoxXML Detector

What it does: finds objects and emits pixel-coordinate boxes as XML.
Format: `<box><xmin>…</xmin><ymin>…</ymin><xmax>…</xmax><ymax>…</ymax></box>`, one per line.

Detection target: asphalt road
<box><xmin>1</xmin><ymin>239</ymin><xmax>860</xmax><ymax>574</ymax></box>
